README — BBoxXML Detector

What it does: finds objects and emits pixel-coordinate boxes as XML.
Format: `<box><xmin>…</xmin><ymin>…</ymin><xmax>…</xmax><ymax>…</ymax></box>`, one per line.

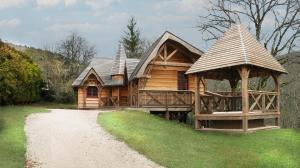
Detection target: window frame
<box><xmin>86</xmin><ymin>86</ymin><xmax>98</xmax><ymax>98</ymax></box>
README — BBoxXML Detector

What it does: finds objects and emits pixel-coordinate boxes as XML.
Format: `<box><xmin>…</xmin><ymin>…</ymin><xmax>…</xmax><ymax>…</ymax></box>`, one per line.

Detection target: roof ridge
<box><xmin>237</xmin><ymin>24</ymin><xmax>249</xmax><ymax>64</ymax></box>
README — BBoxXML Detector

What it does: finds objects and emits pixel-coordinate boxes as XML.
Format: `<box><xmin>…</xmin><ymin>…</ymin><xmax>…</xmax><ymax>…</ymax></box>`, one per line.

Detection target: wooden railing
<box><xmin>248</xmin><ymin>90</ymin><xmax>278</xmax><ymax>112</ymax></box>
<box><xmin>138</xmin><ymin>90</ymin><xmax>193</xmax><ymax>108</ymax></box>
<box><xmin>100</xmin><ymin>96</ymin><xmax>128</xmax><ymax>106</ymax></box>
<box><xmin>198</xmin><ymin>90</ymin><xmax>279</xmax><ymax>114</ymax></box>
<box><xmin>199</xmin><ymin>91</ymin><xmax>242</xmax><ymax>113</ymax></box>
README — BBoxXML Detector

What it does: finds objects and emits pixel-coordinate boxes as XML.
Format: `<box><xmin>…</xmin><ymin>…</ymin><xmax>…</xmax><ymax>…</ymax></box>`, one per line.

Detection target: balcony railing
<box><xmin>138</xmin><ymin>90</ymin><xmax>194</xmax><ymax>108</ymax></box>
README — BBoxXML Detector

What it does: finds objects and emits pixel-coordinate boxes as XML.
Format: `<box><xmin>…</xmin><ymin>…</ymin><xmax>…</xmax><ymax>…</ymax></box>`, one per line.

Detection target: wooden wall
<box><xmin>120</xmin><ymin>86</ymin><xmax>128</xmax><ymax>106</ymax></box>
<box><xmin>78</xmin><ymin>87</ymin><xmax>85</xmax><ymax>108</ymax></box>
<box><xmin>77</xmin><ymin>86</ymin><xmax>113</xmax><ymax>109</ymax></box>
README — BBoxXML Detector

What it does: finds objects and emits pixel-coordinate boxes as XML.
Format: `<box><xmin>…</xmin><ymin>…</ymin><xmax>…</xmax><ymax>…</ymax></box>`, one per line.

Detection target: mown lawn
<box><xmin>0</xmin><ymin>106</ymin><xmax>47</xmax><ymax>168</ymax></box>
<box><xmin>98</xmin><ymin>110</ymin><xmax>300</xmax><ymax>168</ymax></box>
<box><xmin>32</xmin><ymin>102</ymin><xmax>77</xmax><ymax>109</ymax></box>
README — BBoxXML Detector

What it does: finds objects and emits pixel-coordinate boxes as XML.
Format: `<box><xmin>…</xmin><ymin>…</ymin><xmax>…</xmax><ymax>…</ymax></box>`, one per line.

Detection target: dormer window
<box><xmin>87</xmin><ymin>86</ymin><xmax>98</xmax><ymax>98</ymax></box>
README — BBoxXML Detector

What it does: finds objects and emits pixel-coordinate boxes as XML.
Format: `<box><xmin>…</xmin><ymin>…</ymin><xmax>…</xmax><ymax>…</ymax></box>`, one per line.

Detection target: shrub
<box><xmin>0</xmin><ymin>41</ymin><xmax>42</xmax><ymax>105</ymax></box>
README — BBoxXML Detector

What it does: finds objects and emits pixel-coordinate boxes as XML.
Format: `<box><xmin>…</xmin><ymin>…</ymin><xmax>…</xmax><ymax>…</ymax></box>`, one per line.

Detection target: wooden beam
<box><xmin>164</xmin><ymin>43</ymin><xmax>167</xmax><ymax>61</ymax></box>
<box><xmin>272</xmin><ymin>74</ymin><xmax>281</xmax><ymax>126</ymax></box>
<box><xmin>159</xmin><ymin>54</ymin><xmax>164</xmax><ymax>61</ymax></box>
<box><xmin>166</xmin><ymin>49</ymin><xmax>178</xmax><ymax>61</ymax></box>
<box><xmin>150</xmin><ymin>61</ymin><xmax>192</xmax><ymax>67</ymax></box>
<box><xmin>98</xmin><ymin>86</ymin><xmax>102</xmax><ymax>108</ymax></box>
<box><xmin>195</xmin><ymin>74</ymin><xmax>200</xmax><ymax>129</ymax></box>
<box><xmin>83</xmin><ymin>86</ymin><xmax>87</xmax><ymax>108</ymax></box>
<box><xmin>238</xmin><ymin>66</ymin><xmax>250</xmax><ymax>132</ymax></box>
<box><xmin>117</xmin><ymin>87</ymin><xmax>120</xmax><ymax>107</ymax></box>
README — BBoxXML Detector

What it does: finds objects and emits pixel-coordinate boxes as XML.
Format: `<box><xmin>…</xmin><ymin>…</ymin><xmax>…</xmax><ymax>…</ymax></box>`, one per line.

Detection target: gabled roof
<box><xmin>72</xmin><ymin>57</ymin><xmax>140</xmax><ymax>87</ymax></box>
<box><xmin>72</xmin><ymin>58</ymin><xmax>114</xmax><ymax>87</ymax></box>
<box><xmin>129</xmin><ymin>31</ymin><xmax>204</xmax><ymax>80</ymax></box>
<box><xmin>111</xmin><ymin>44</ymin><xmax>127</xmax><ymax>75</ymax></box>
<box><xmin>187</xmin><ymin>24</ymin><xmax>287</xmax><ymax>74</ymax></box>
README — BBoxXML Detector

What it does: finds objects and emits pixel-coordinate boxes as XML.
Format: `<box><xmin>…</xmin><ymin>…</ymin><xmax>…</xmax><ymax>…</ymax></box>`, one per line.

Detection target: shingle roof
<box><xmin>72</xmin><ymin>58</ymin><xmax>114</xmax><ymax>87</ymax></box>
<box><xmin>187</xmin><ymin>24</ymin><xmax>287</xmax><ymax>74</ymax></box>
<box><xmin>129</xmin><ymin>31</ymin><xmax>204</xmax><ymax>80</ymax></box>
<box><xmin>111</xmin><ymin>44</ymin><xmax>127</xmax><ymax>75</ymax></box>
<box><xmin>126</xmin><ymin>58</ymin><xmax>140</xmax><ymax>78</ymax></box>
<box><xmin>72</xmin><ymin>57</ymin><xmax>140</xmax><ymax>87</ymax></box>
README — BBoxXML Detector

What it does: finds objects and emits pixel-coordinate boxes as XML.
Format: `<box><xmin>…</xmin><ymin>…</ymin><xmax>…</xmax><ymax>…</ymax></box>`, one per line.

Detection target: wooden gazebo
<box><xmin>186</xmin><ymin>24</ymin><xmax>287</xmax><ymax>132</ymax></box>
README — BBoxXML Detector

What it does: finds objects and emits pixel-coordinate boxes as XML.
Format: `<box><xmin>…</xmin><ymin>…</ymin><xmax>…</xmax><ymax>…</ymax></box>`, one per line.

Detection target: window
<box><xmin>177</xmin><ymin>71</ymin><xmax>188</xmax><ymax>90</ymax></box>
<box><xmin>87</xmin><ymin>86</ymin><xmax>98</xmax><ymax>97</ymax></box>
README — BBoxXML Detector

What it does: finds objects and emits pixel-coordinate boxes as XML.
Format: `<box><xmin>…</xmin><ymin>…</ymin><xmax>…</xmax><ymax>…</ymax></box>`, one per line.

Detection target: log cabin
<box><xmin>72</xmin><ymin>44</ymin><xmax>140</xmax><ymax>108</ymax></box>
<box><xmin>73</xmin><ymin>26</ymin><xmax>287</xmax><ymax>132</ymax></box>
<box><xmin>72</xmin><ymin>31</ymin><xmax>204</xmax><ymax>114</ymax></box>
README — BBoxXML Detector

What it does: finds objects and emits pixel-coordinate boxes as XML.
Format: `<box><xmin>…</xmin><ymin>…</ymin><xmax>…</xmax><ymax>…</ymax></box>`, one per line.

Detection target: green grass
<box><xmin>32</xmin><ymin>102</ymin><xmax>77</xmax><ymax>109</ymax></box>
<box><xmin>98</xmin><ymin>110</ymin><xmax>300</xmax><ymax>168</ymax></box>
<box><xmin>0</xmin><ymin>106</ymin><xmax>48</xmax><ymax>168</ymax></box>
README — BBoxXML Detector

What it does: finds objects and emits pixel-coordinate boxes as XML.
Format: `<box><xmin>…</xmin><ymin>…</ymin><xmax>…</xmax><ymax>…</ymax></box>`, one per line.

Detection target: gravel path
<box><xmin>25</xmin><ymin>109</ymin><xmax>162</xmax><ymax>168</ymax></box>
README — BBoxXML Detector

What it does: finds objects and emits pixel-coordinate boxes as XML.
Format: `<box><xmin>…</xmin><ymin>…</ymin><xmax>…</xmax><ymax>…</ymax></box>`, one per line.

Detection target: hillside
<box><xmin>280</xmin><ymin>52</ymin><xmax>300</xmax><ymax>128</ymax></box>
<box><xmin>9</xmin><ymin>43</ymin><xmax>75</xmax><ymax>102</ymax></box>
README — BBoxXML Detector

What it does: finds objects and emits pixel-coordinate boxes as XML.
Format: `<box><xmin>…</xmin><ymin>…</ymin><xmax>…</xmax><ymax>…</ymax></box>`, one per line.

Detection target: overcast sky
<box><xmin>0</xmin><ymin>0</ymin><xmax>211</xmax><ymax>57</ymax></box>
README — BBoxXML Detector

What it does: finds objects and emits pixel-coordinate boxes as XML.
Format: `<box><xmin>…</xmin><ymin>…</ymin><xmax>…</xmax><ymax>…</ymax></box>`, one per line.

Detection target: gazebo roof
<box><xmin>186</xmin><ymin>24</ymin><xmax>287</xmax><ymax>75</ymax></box>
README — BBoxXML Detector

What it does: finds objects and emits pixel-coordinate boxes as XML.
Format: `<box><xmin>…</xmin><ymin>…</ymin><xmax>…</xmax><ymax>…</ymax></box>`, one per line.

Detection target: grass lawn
<box><xmin>0</xmin><ymin>106</ymin><xmax>48</xmax><ymax>168</ymax></box>
<box><xmin>98</xmin><ymin>110</ymin><xmax>300</xmax><ymax>168</ymax></box>
<box><xmin>32</xmin><ymin>102</ymin><xmax>77</xmax><ymax>109</ymax></box>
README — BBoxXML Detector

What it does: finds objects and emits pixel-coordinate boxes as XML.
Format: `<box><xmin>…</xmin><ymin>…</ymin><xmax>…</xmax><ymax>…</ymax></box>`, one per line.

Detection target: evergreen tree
<box><xmin>122</xmin><ymin>17</ymin><xmax>144</xmax><ymax>58</ymax></box>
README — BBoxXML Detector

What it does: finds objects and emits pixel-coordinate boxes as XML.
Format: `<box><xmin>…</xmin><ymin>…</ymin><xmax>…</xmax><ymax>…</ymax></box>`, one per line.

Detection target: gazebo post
<box><xmin>194</xmin><ymin>74</ymin><xmax>201</xmax><ymax>129</ymax></box>
<box><xmin>229</xmin><ymin>78</ymin><xmax>239</xmax><ymax>111</ymax></box>
<box><xmin>272</xmin><ymin>74</ymin><xmax>281</xmax><ymax>126</ymax></box>
<box><xmin>238</xmin><ymin>66</ymin><xmax>250</xmax><ymax>132</ymax></box>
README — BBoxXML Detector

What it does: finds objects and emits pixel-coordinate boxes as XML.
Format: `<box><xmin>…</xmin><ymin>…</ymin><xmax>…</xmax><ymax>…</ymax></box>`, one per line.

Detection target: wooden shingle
<box><xmin>187</xmin><ymin>24</ymin><xmax>287</xmax><ymax>74</ymax></box>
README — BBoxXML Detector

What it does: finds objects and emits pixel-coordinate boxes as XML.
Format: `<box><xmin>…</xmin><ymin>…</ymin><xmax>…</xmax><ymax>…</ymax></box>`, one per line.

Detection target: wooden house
<box><xmin>73</xmin><ymin>26</ymin><xmax>287</xmax><ymax>132</ymax></box>
<box><xmin>186</xmin><ymin>24</ymin><xmax>287</xmax><ymax>132</ymax></box>
<box><xmin>128</xmin><ymin>31</ymin><xmax>204</xmax><ymax>119</ymax></box>
<box><xmin>73</xmin><ymin>31</ymin><xmax>203</xmax><ymax>113</ymax></box>
<box><xmin>72</xmin><ymin>44</ymin><xmax>139</xmax><ymax>108</ymax></box>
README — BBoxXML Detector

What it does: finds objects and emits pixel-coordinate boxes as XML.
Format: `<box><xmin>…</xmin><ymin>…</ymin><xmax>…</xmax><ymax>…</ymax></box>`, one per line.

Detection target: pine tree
<box><xmin>122</xmin><ymin>17</ymin><xmax>144</xmax><ymax>58</ymax></box>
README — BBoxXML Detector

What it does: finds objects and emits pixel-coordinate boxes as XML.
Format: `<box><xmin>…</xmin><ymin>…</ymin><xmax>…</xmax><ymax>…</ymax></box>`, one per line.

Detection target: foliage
<box><xmin>99</xmin><ymin>110</ymin><xmax>300</xmax><ymax>168</ymax></box>
<box><xmin>122</xmin><ymin>17</ymin><xmax>149</xmax><ymax>58</ymax></box>
<box><xmin>0</xmin><ymin>106</ymin><xmax>47</xmax><ymax>168</ymax></box>
<box><xmin>0</xmin><ymin>42</ymin><xmax>42</xmax><ymax>105</ymax></box>
<box><xmin>24</xmin><ymin>47</ymin><xmax>75</xmax><ymax>103</ymax></box>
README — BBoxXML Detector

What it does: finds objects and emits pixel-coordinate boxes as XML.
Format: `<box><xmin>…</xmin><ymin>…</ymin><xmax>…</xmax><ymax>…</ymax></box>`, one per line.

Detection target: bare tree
<box><xmin>57</xmin><ymin>32</ymin><xmax>96</xmax><ymax>79</ymax></box>
<box><xmin>198</xmin><ymin>0</ymin><xmax>300</xmax><ymax>89</ymax></box>
<box><xmin>198</xmin><ymin>0</ymin><xmax>300</xmax><ymax>56</ymax></box>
